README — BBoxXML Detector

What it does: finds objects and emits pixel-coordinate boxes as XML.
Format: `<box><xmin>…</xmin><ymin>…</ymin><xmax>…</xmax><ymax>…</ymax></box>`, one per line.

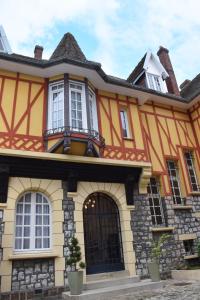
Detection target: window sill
<box><xmin>123</xmin><ymin>137</ymin><xmax>134</xmax><ymax>142</ymax></box>
<box><xmin>150</xmin><ymin>226</ymin><xmax>174</xmax><ymax>232</ymax></box>
<box><xmin>184</xmin><ymin>254</ymin><xmax>198</xmax><ymax>260</ymax></box>
<box><xmin>9</xmin><ymin>251</ymin><xmax>59</xmax><ymax>260</ymax></box>
<box><xmin>189</xmin><ymin>191</ymin><xmax>200</xmax><ymax>196</ymax></box>
<box><xmin>173</xmin><ymin>205</ymin><xmax>193</xmax><ymax>210</ymax></box>
<box><xmin>126</xmin><ymin>205</ymin><xmax>135</xmax><ymax>210</ymax></box>
<box><xmin>0</xmin><ymin>203</ymin><xmax>7</xmax><ymax>208</ymax></box>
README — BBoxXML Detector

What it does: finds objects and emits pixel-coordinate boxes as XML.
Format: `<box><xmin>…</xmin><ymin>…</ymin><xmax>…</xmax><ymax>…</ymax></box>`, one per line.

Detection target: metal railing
<box><xmin>43</xmin><ymin>126</ymin><xmax>105</xmax><ymax>149</ymax></box>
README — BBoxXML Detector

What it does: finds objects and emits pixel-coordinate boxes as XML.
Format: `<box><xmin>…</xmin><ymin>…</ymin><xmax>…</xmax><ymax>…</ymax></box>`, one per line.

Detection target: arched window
<box><xmin>15</xmin><ymin>192</ymin><xmax>51</xmax><ymax>251</ymax></box>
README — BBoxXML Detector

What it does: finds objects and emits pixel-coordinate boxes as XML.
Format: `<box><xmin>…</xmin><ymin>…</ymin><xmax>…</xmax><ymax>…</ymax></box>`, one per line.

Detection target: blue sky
<box><xmin>1</xmin><ymin>0</ymin><xmax>200</xmax><ymax>85</ymax></box>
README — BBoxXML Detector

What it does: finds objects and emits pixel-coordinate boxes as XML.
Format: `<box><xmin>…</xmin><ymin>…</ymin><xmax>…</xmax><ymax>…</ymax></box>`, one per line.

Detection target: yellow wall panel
<box><xmin>186</xmin><ymin>123</ymin><xmax>196</xmax><ymax>147</ymax></box>
<box><xmin>174</xmin><ymin>111</ymin><xmax>190</xmax><ymax>121</ymax></box>
<box><xmin>16</xmin><ymin>116</ymin><xmax>28</xmax><ymax>135</ymax></box>
<box><xmin>131</xmin><ymin>106</ymin><xmax>144</xmax><ymax>149</ymax></box>
<box><xmin>155</xmin><ymin>107</ymin><xmax>173</xmax><ymax>117</ymax></box>
<box><xmin>110</xmin><ymin>100</ymin><xmax>121</xmax><ymax>146</ymax></box>
<box><xmin>49</xmin><ymin>75</ymin><xmax>64</xmax><ymax>82</ymax></box>
<box><xmin>0</xmin><ymin>69</ymin><xmax>17</xmax><ymax>78</ymax></box>
<box><xmin>176</xmin><ymin>121</ymin><xmax>187</xmax><ymax>146</ymax></box>
<box><xmin>14</xmin><ymin>81</ymin><xmax>29</xmax><ymax>129</ymax></box>
<box><xmin>1</xmin><ymin>79</ymin><xmax>16</xmax><ymax>127</ymax></box>
<box><xmin>19</xmin><ymin>74</ymin><xmax>44</xmax><ymax>83</ymax></box>
<box><xmin>99</xmin><ymin>90</ymin><xmax>115</xmax><ymax>98</ymax></box>
<box><xmin>178</xmin><ymin>148</ymin><xmax>190</xmax><ymax>196</ymax></box>
<box><xmin>29</xmin><ymin>94</ymin><xmax>43</xmax><ymax>136</ymax></box>
<box><xmin>141</xmin><ymin>104</ymin><xmax>154</xmax><ymax>113</ymax></box>
<box><xmin>99</xmin><ymin>98</ymin><xmax>112</xmax><ymax>144</ymax></box>
<box><xmin>30</xmin><ymin>83</ymin><xmax>42</xmax><ymax>101</ymax></box>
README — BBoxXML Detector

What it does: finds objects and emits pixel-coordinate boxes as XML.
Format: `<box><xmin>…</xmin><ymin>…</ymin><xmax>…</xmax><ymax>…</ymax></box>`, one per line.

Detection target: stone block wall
<box><xmin>131</xmin><ymin>194</ymin><xmax>200</xmax><ymax>279</ymax></box>
<box><xmin>62</xmin><ymin>182</ymin><xmax>76</xmax><ymax>285</ymax></box>
<box><xmin>11</xmin><ymin>259</ymin><xmax>55</xmax><ymax>291</ymax></box>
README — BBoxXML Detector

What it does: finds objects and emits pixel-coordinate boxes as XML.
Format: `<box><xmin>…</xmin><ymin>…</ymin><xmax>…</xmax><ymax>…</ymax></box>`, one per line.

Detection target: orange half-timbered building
<box><xmin>0</xmin><ymin>27</ymin><xmax>200</xmax><ymax>297</ymax></box>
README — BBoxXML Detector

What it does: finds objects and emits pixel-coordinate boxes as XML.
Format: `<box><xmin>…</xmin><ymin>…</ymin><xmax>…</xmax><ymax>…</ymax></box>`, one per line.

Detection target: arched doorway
<box><xmin>83</xmin><ymin>192</ymin><xmax>124</xmax><ymax>274</ymax></box>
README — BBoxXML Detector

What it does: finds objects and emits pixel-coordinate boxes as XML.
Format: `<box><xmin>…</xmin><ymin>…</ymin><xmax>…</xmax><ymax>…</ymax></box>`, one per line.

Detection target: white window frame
<box><xmin>69</xmin><ymin>81</ymin><xmax>87</xmax><ymax>130</ymax></box>
<box><xmin>48</xmin><ymin>81</ymin><xmax>64</xmax><ymax>130</ymax></box>
<box><xmin>184</xmin><ymin>151</ymin><xmax>199</xmax><ymax>192</ymax></box>
<box><xmin>14</xmin><ymin>192</ymin><xmax>52</xmax><ymax>253</ymax></box>
<box><xmin>147</xmin><ymin>177</ymin><xmax>165</xmax><ymax>226</ymax></box>
<box><xmin>88</xmin><ymin>88</ymin><xmax>98</xmax><ymax>132</ymax></box>
<box><xmin>146</xmin><ymin>73</ymin><xmax>162</xmax><ymax>92</ymax></box>
<box><xmin>120</xmin><ymin>109</ymin><xmax>130</xmax><ymax>138</ymax></box>
<box><xmin>167</xmin><ymin>160</ymin><xmax>182</xmax><ymax>205</ymax></box>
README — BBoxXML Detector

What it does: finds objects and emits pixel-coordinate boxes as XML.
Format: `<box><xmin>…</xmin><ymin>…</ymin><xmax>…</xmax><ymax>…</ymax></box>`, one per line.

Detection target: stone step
<box><xmin>85</xmin><ymin>275</ymin><xmax>140</xmax><ymax>290</ymax></box>
<box><xmin>62</xmin><ymin>279</ymin><xmax>164</xmax><ymax>300</ymax></box>
<box><xmin>86</xmin><ymin>270</ymin><xmax>130</xmax><ymax>282</ymax></box>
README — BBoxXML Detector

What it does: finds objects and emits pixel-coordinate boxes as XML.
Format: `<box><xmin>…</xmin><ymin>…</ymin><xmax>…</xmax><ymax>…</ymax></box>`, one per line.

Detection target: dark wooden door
<box><xmin>83</xmin><ymin>192</ymin><xmax>124</xmax><ymax>274</ymax></box>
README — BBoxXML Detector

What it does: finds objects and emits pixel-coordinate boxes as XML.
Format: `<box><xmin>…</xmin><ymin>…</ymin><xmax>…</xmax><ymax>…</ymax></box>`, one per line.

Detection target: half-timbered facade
<box><xmin>0</xmin><ymin>29</ymin><xmax>200</xmax><ymax>297</ymax></box>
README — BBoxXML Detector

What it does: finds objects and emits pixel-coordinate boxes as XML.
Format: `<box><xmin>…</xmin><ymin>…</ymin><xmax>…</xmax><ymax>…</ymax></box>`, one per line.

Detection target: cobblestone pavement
<box><xmin>115</xmin><ymin>280</ymin><xmax>200</xmax><ymax>300</ymax></box>
<box><xmin>32</xmin><ymin>280</ymin><xmax>200</xmax><ymax>300</ymax></box>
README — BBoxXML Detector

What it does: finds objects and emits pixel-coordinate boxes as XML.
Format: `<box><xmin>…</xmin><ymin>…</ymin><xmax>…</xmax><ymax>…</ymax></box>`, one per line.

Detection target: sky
<box><xmin>1</xmin><ymin>0</ymin><xmax>200</xmax><ymax>86</ymax></box>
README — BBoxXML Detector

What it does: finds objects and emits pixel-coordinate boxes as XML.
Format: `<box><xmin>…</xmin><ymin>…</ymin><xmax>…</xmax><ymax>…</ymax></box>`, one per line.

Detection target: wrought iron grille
<box><xmin>83</xmin><ymin>193</ymin><xmax>125</xmax><ymax>274</ymax></box>
<box><xmin>43</xmin><ymin>126</ymin><xmax>105</xmax><ymax>148</ymax></box>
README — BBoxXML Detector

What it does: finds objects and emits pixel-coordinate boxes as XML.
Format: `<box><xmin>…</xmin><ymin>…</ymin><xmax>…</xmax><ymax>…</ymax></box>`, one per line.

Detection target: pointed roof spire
<box><xmin>50</xmin><ymin>32</ymin><xmax>86</xmax><ymax>61</ymax></box>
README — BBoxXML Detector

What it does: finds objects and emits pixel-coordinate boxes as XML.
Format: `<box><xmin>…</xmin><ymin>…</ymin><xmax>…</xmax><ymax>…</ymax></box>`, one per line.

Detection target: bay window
<box><xmin>49</xmin><ymin>82</ymin><xmax>64</xmax><ymax>129</ymax></box>
<box><xmin>69</xmin><ymin>82</ymin><xmax>87</xmax><ymax>130</ymax></box>
<box><xmin>89</xmin><ymin>89</ymin><xmax>98</xmax><ymax>131</ymax></box>
<box><xmin>15</xmin><ymin>192</ymin><xmax>51</xmax><ymax>251</ymax></box>
<box><xmin>48</xmin><ymin>80</ymin><xmax>98</xmax><ymax>132</ymax></box>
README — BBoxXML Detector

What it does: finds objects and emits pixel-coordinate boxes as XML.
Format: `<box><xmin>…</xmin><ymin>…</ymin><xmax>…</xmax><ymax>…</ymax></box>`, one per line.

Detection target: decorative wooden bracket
<box><xmin>63</xmin><ymin>133</ymin><xmax>71</xmax><ymax>154</ymax></box>
<box><xmin>125</xmin><ymin>175</ymin><xmax>136</xmax><ymax>205</ymax></box>
<box><xmin>0</xmin><ymin>164</ymin><xmax>9</xmax><ymax>203</ymax></box>
<box><xmin>139</xmin><ymin>166</ymin><xmax>152</xmax><ymax>194</ymax></box>
<box><xmin>67</xmin><ymin>171</ymin><xmax>78</xmax><ymax>193</ymax></box>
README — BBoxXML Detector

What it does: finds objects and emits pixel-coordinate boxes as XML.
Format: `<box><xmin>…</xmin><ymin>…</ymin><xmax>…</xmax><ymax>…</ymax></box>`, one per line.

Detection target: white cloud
<box><xmin>1</xmin><ymin>0</ymin><xmax>200</xmax><ymax>84</ymax></box>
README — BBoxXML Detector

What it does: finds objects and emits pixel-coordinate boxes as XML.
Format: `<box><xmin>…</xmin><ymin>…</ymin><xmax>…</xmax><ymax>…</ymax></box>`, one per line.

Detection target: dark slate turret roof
<box><xmin>50</xmin><ymin>32</ymin><xmax>86</xmax><ymax>61</ymax></box>
<box><xmin>127</xmin><ymin>53</ymin><xmax>146</xmax><ymax>83</ymax></box>
<box><xmin>180</xmin><ymin>73</ymin><xmax>200</xmax><ymax>100</ymax></box>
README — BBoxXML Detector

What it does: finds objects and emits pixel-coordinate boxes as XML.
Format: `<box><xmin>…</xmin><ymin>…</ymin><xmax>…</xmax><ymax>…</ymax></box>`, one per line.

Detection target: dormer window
<box><xmin>147</xmin><ymin>73</ymin><xmax>162</xmax><ymax>92</ymax></box>
<box><xmin>0</xmin><ymin>25</ymin><xmax>12</xmax><ymax>54</ymax></box>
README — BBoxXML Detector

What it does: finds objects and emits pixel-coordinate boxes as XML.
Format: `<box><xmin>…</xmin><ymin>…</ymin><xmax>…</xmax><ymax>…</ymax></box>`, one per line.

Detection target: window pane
<box><xmin>43</xmin><ymin>238</ymin><xmax>50</xmax><ymax>248</ymax></box>
<box><xmin>36</xmin><ymin>215</ymin><xmax>42</xmax><ymax>225</ymax></box>
<box><xmin>43</xmin><ymin>226</ymin><xmax>50</xmax><ymax>236</ymax></box>
<box><xmin>23</xmin><ymin>239</ymin><xmax>30</xmax><ymax>249</ymax></box>
<box><xmin>25</xmin><ymin>204</ymin><xmax>31</xmax><ymax>214</ymax></box>
<box><xmin>15</xmin><ymin>239</ymin><xmax>22</xmax><ymax>249</ymax></box>
<box><xmin>16</xmin><ymin>215</ymin><xmax>23</xmax><ymax>225</ymax></box>
<box><xmin>43</xmin><ymin>215</ymin><xmax>49</xmax><ymax>225</ymax></box>
<box><xmin>24</xmin><ymin>227</ymin><xmax>30</xmax><ymax>237</ymax></box>
<box><xmin>24</xmin><ymin>216</ymin><xmax>30</xmax><ymax>225</ymax></box>
<box><xmin>17</xmin><ymin>204</ymin><xmax>23</xmax><ymax>213</ymax></box>
<box><xmin>43</xmin><ymin>205</ymin><xmax>49</xmax><ymax>214</ymax></box>
<box><xmin>35</xmin><ymin>238</ymin><xmax>42</xmax><ymax>249</ymax></box>
<box><xmin>35</xmin><ymin>227</ymin><xmax>42</xmax><ymax>236</ymax></box>
<box><xmin>36</xmin><ymin>205</ymin><xmax>42</xmax><ymax>214</ymax></box>
<box><xmin>16</xmin><ymin>227</ymin><xmax>22</xmax><ymax>237</ymax></box>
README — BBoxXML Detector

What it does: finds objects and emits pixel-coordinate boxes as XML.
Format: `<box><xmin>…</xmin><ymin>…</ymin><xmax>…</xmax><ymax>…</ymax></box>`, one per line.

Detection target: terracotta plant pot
<box><xmin>68</xmin><ymin>270</ymin><xmax>84</xmax><ymax>295</ymax></box>
<box><xmin>148</xmin><ymin>260</ymin><xmax>160</xmax><ymax>282</ymax></box>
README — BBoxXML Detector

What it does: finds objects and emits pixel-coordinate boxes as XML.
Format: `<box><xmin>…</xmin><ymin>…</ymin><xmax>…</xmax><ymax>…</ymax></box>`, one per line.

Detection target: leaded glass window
<box><xmin>147</xmin><ymin>177</ymin><xmax>165</xmax><ymax>226</ymax></box>
<box><xmin>15</xmin><ymin>192</ymin><xmax>51</xmax><ymax>251</ymax></box>
<box><xmin>167</xmin><ymin>160</ymin><xmax>182</xmax><ymax>204</ymax></box>
<box><xmin>184</xmin><ymin>151</ymin><xmax>199</xmax><ymax>192</ymax></box>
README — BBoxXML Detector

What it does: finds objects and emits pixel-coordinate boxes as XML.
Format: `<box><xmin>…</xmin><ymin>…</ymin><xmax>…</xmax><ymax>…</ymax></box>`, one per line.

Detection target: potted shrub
<box><xmin>66</xmin><ymin>236</ymin><xmax>86</xmax><ymax>295</ymax></box>
<box><xmin>148</xmin><ymin>233</ymin><xmax>170</xmax><ymax>281</ymax></box>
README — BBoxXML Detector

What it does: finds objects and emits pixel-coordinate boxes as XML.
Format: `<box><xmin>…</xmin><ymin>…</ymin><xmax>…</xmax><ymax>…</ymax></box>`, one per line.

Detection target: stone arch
<box><xmin>71</xmin><ymin>181</ymin><xmax>136</xmax><ymax>279</ymax></box>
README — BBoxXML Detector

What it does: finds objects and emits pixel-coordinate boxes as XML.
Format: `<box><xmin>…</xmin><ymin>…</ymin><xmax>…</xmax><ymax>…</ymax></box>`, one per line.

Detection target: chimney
<box><xmin>180</xmin><ymin>79</ymin><xmax>191</xmax><ymax>90</ymax></box>
<box><xmin>157</xmin><ymin>46</ymin><xmax>180</xmax><ymax>96</ymax></box>
<box><xmin>34</xmin><ymin>45</ymin><xmax>43</xmax><ymax>59</ymax></box>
